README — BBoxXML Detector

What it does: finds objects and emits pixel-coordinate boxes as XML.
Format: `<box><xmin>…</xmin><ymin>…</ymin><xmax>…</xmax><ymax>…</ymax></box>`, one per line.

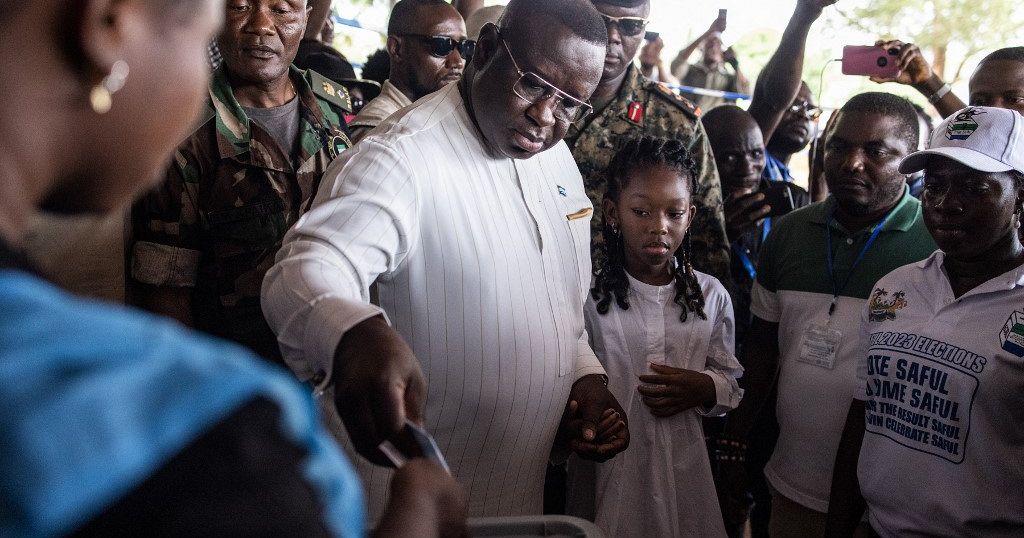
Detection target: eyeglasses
<box><xmin>400</xmin><ymin>34</ymin><xmax>475</xmax><ymax>61</ymax></box>
<box><xmin>599</xmin><ymin>13</ymin><xmax>650</xmax><ymax>37</ymax></box>
<box><xmin>498</xmin><ymin>32</ymin><xmax>593</xmax><ymax>124</ymax></box>
<box><xmin>789</xmin><ymin>101</ymin><xmax>823</xmax><ymax>121</ymax></box>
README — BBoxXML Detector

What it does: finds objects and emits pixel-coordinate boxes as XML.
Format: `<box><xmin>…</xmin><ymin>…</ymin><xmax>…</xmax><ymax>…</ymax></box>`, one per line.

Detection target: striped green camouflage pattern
<box><xmin>132</xmin><ymin>65</ymin><xmax>351</xmax><ymax>360</ymax></box>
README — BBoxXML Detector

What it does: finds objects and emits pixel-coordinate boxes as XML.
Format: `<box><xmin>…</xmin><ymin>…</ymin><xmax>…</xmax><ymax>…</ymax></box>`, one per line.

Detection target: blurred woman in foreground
<box><xmin>0</xmin><ymin>1</ymin><xmax>463</xmax><ymax>536</ymax></box>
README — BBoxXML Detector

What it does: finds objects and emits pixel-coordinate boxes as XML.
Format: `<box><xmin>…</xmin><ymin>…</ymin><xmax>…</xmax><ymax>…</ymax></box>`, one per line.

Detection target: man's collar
<box><xmin>210</xmin><ymin>65</ymin><xmax>325</xmax><ymax>163</ymax></box>
<box><xmin>811</xmin><ymin>186</ymin><xmax>919</xmax><ymax>233</ymax></box>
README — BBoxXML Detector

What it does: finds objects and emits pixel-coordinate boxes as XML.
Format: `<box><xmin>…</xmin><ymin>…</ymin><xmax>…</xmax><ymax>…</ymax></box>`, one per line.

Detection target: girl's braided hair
<box><xmin>591</xmin><ymin>135</ymin><xmax>707</xmax><ymax>322</ymax></box>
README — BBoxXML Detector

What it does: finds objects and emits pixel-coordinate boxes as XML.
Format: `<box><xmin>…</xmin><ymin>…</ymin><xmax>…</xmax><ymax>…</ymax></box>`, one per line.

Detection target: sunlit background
<box><xmin>329</xmin><ymin>0</ymin><xmax>1024</xmax><ymax>186</ymax></box>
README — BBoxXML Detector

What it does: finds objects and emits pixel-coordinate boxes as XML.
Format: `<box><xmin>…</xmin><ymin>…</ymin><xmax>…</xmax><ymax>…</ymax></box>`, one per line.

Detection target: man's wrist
<box><xmin>573</xmin><ymin>373</ymin><xmax>608</xmax><ymax>389</ymax></box>
<box><xmin>913</xmin><ymin>73</ymin><xmax>945</xmax><ymax>94</ymax></box>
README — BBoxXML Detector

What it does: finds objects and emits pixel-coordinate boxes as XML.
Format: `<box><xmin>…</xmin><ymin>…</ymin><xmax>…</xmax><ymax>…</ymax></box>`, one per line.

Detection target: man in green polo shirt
<box><xmin>718</xmin><ymin>92</ymin><xmax>937</xmax><ymax>536</ymax></box>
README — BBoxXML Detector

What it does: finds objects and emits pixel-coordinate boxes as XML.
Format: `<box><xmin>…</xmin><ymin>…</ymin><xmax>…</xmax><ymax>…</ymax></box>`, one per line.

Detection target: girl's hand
<box><xmin>637</xmin><ymin>363</ymin><xmax>716</xmax><ymax>417</ymax></box>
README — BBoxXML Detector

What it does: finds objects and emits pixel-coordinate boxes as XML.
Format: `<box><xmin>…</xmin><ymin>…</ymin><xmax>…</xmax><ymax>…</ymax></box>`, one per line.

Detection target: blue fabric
<box><xmin>762</xmin><ymin>152</ymin><xmax>794</xmax><ymax>183</ymax></box>
<box><xmin>0</xmin><ymin>270</ymin><xmax>364</xmax><ymax>538</ymax></box>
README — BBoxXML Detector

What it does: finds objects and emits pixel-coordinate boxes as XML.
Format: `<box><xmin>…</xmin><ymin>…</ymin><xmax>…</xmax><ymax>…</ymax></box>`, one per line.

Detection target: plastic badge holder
<box><xmin>468</xmin><ymin>515</ymin><xmax>606</xmax><ymax>538</ymax></box>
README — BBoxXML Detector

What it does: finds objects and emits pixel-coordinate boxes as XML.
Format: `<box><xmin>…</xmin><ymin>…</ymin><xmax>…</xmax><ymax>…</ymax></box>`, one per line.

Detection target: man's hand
<box><xmin>333</xmin><ymin>316</ymin><xmax>427</xmax><ymax>465</ymax></box>
<box><xmin>717</xmin><ymin>458</ymin><xmax>751</xmax><ymax>526</ymax></box>
<box><xmin>375</xmin><ymin>459</ymin><xmax>468</xmax><ymax>538</ymax></box>
<box><xmin>723</xmin><ymin>46</ymin><xmax>739</xmax><ymax>66</ymax></box>
<box><xmin>563</xmin><ymin>374</ymin><xmax>629</xmax><ymax>462</ymax></box>
<box><xmin>725</xmin><ymin>189</ymin><xmax>771</xmax><ymax>243</ymax></box>
<box><xmin>870</xmin><ymin>40</ymin><xmax>932</xmax><ymax>86</ymax></box>
<box><xmin>637</xmin><ymin>363</ymin><xmax>716</xmax><ymax>417</ymax></box>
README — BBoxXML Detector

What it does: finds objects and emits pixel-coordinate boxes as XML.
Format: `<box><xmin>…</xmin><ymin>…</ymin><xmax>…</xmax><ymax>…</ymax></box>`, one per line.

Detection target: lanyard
<box><xmin>733</xmin><ymin>217</ymin><xmax>771</xmax><ymax>281</ymax></box>
<box><xmin>824</xmin><ymin>209</ymin><xmax>893</xmax><ymax>316</ymax></box>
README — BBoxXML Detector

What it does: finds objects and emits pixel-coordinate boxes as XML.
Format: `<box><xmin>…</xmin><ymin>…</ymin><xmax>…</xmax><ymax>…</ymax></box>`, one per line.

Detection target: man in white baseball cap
<box><xmin>826</xmin><ymin>105</ymin><xmax>1024</xmax><ymax>537</ymax></box>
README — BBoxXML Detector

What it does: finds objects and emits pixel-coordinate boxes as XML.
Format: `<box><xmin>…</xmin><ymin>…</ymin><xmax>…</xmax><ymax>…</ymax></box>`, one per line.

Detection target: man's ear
<box><xmin>386</xmin><ymin>35</ymin><xmax>402</xmax><ymax>61</ymax></box>
<box><xmin>472</xmin><ymin>23</ymin><xmax>499</xmax><ymax>70</ymax></box>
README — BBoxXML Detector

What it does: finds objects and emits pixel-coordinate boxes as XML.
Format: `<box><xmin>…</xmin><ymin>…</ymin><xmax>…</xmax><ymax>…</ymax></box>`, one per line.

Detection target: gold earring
<box><xmin>90</xmin><ymin>60</ymin><xmax>130</xmax><ymax>114</ymax></box>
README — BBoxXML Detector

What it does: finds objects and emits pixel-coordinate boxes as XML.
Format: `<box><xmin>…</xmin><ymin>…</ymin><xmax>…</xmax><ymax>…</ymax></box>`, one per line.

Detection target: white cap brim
<box><xmin>899</xmin><ymin>146</ymin><xmax>1014</xmax><ymax>174</ymax></box>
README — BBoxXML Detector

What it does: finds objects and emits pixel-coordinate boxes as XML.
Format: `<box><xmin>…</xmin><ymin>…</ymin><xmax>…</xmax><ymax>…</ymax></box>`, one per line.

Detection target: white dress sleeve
<box><xmin>698</xmin><ymin>280</ymin><xmax>744</xmax><ymax>416</ymax></box>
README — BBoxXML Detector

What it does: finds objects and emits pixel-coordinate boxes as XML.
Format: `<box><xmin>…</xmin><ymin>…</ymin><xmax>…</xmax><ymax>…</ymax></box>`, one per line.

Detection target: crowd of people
<box><xmin>1</xmin><ymin>0</ymin><xmax>1023</xmax><ymax>537</ymax></box>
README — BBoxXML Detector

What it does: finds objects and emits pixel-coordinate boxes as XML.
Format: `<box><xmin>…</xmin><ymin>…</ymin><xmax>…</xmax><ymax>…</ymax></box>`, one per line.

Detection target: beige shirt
<box><xmin>347</xmin><ymin>80</ymin><xmax>413</xmax><ymax>143</ymax></box>
<box><xmin>262</xmin><ymin>82</ymin><xmax>604</xmax><ymax>520</ymax></box>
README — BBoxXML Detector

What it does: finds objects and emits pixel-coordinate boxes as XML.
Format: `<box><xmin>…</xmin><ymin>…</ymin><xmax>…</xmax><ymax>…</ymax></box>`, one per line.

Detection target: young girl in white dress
<box><xmin>573</xmin><ymin>136</ymin><xmax>743</xmax><ymax>537</ymax></box>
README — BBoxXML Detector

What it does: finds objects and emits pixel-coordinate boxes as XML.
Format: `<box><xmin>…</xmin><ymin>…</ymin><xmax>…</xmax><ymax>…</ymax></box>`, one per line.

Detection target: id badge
<box><xmin>798</xmin><ymin>324</ymin><xmax>842</xmax><ymax>369</ymax></box>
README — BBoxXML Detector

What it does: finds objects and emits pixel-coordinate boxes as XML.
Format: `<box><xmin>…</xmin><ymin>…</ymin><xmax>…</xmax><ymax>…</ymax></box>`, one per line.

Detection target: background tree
<box><xmin>834</xmin><ymin>0</ymin><xmax>1024</xmax><ymax>83</ymax></box>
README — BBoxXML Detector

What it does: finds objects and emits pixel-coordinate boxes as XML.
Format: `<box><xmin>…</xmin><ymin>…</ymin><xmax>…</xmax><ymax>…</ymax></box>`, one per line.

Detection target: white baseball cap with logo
<box><xmin>899</xmin><ymin>106</ymin><xmax>1024</xmax><ymax>175</ymax></box>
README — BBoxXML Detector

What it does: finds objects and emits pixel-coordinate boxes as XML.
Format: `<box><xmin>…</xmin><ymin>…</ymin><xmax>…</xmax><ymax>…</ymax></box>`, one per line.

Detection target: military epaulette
<box><xmin>649</xmin><ymin>82</ymin><xmax>701</xmax><ymax>120</ymax></box>
<box><xmin>305</xmin><ymin>69</ymin><xmax>352</xmax><ymax>113</ymax></box>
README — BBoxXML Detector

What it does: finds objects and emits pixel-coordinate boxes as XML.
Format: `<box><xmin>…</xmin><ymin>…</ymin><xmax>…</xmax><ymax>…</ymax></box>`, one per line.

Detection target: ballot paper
<box><xmin>378</xmin><ymin>420</ymin><xmax>451</xmax><ymax>474</ymax></box>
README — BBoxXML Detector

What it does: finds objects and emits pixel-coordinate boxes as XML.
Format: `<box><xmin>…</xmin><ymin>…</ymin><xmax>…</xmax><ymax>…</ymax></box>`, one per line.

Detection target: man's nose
<box><xmin>445</xmin><ymin>48</ymin><xmax>464</xmax><ymax>70</ymax></box>
<box><xmin>243</xmin><ymin>6</ymin><xmax>274</xmax><ymax>35</ymax></box>
<box><xmin>525</xmin><ymin>96</ymin><xmax>558</xmax><ymax>128</ymax></box>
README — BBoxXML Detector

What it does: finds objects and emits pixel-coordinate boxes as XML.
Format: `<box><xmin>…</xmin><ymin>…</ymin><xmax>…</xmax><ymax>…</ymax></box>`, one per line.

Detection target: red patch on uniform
<box><xmin>626</xmin><ymin>101</ymin><xmax>644</xmax><ymax>124</ymax></box>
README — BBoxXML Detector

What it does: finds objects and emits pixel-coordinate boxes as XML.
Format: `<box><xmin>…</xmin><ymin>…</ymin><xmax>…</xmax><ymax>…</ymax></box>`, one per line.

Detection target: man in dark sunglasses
<box><xmin>566</xmin><ymin>0</ymin><xmax>733</xmax><ymax>289</ymax></box>
<box><xmin>349</xmin><ymin>0</ymin><xmax>469</xmax><ymax>142</ymax></box>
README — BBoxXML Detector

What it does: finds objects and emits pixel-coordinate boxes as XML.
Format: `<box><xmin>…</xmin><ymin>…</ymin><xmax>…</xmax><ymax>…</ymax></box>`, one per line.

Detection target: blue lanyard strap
<box><xmin>732</xmin><ymin>217</ymin><xmax>772</xmax><ymax>281</ymax></box>
<box><xmin>825</xmin><ymin>210</ymin><xmax>892</xmax><ymax>316</ymax></box>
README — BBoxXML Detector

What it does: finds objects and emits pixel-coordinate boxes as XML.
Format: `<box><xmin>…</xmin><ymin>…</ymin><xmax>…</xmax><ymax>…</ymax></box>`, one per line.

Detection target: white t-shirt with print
<box><xmin>855</xmin><ymin>251</ymin><xmax>1024</xmax><ymax>537</ymax></box>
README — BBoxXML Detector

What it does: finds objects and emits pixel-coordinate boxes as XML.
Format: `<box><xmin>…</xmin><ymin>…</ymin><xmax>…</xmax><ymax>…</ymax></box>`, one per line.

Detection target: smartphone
<box><xmin>644</xmin><ymin>30</ymin><xmax>659</xmax><ymax>41</ymax></box>
<box><xmin>842</xmin><ymin>45</ymin><xmax>901</xmax><ymax>78</ymax></box>
<box><xmin>718</xmin><ymin>8</ymin><xmax>727</xmax><ymax>21</ymax></box>
<box><xmin>378</xmin><ymin>420</ymin><xmax>451</xmax><ymax>474</ymax></box>
<box><xmin>762</xmin><ymin>182</ymin><xmax>796</xmax><ymax>218</ymax></box>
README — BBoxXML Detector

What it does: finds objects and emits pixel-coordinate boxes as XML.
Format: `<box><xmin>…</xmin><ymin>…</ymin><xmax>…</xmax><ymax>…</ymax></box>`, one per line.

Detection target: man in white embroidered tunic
<box><xmin>261</xmin><ymin>0</ymin><xmax>629</xmax><ymax>522</ymax></box>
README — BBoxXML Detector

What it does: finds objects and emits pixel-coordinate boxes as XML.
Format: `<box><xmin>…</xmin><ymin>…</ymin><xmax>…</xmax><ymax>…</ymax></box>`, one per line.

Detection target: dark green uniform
<box><xmin>132</xmin><ymin>65</ymin><xmax>352</xmax><ymax>362</ymax></box>
<box><xmin>566</xmin><ymin>64</ymin><xmax>731</xmax><ymax>286</ymax></box>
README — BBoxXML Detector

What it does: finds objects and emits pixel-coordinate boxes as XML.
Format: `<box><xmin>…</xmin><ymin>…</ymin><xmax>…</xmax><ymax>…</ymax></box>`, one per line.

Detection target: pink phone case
<box><xmin>842</xmin><ymin>45</ymin><xmax>901</xmax><ymax>78</ymax></box>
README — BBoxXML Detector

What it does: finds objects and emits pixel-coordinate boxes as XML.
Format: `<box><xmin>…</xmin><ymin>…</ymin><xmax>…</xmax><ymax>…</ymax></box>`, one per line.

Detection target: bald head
<box><xmin>702</xmin><ymin>105</ymin><xmax>767</xmax><ymax>193</ymax></box>
<box><xmin>498</xmin><ymin>0</ymin><xmax>608</xmax><ymax>50</ymax></box>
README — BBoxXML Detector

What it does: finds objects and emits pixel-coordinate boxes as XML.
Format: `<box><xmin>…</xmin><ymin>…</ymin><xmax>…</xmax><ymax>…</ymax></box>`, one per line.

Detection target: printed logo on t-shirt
<box><xmin>999</xmin><ymin>310</ymin><xmax>1024</xmax><ymax>357</ymax></box>
<box><xmin>868</xmin><ymin>288</ymin><xmax>908</xmax><ymax>322</ymax></box>
<box><xmin>864</xmin><ymin>331</ymin><xmax>987</xmax><ymax>464</ymax></box>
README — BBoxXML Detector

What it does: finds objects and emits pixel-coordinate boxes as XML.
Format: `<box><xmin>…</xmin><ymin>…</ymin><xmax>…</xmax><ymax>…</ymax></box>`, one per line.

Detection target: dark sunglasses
<box><xmin>400</xmin><ymin>34</ymin><xmax>476</xmax><ymax>61</ymax></box>
<box><xmin>599</xmin><ymin>13</ymin><xmax>649</xmax><ymax>37</ymax></box>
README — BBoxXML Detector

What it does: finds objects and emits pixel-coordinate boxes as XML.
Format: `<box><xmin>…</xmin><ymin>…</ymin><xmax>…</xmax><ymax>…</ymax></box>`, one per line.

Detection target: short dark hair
<box><xmin>387</xmin><ymin>0</ymin><xmax>452</xmax><ymax>36</ymax></box>
<box><xmin>836</xmin><ymin>92</ymin><xmax>920</xmax><ymax>152</ymax></box>
<box><xmin>360</xmin><ymin>48</ymin><xmax>390</xmax><ymax>85</ymax></box>
<box><xmin>498</xmin><ymin>0</ymin><xmax>608</xmax><ymax>47</ymax></box>
<box><xmin>980</xmin><ymin>46</ymin><xmax>1024</xmax><ymax>65</ymax></box>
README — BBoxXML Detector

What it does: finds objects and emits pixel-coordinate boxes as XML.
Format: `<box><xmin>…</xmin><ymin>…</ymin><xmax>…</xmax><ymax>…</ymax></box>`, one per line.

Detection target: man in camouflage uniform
<box><xmin>568</xmin><ymin>0</ymin><xmax>731</xmax><ymax>285</ymax></box>
<box><xmin>131</xmin><ymin>0</ymin><xmax>352</xmax><ymax>363</ymax></box>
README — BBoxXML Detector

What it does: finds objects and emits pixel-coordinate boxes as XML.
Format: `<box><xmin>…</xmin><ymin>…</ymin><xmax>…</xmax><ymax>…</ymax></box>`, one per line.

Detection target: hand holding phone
<box><xmin>842</xmin><ymin>45</ymin><xmax>901</xmax><ymax>79</ymax></box>
<box><xmin>761</xmin><ymin>182</ymin><xmax>797</xmax><ymax>218</ymax></box>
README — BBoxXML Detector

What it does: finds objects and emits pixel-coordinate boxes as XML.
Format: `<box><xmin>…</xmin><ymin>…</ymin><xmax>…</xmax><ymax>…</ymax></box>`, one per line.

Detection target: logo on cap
<box><xmin>946</xmin><ymin>108</ymin><xmax>985</xmax><ymax>141</ymax></box>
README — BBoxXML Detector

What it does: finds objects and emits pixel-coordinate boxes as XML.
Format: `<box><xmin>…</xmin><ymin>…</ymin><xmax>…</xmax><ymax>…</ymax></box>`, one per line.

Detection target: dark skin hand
<box><xmin>870</xmin><ymin>39</ymin><xmax>966</xmax><ymax>119</ymax></box>
<box><xmin>725</xmin><ymin>188</ymin><xmax>770</xmax><ymax>242</ymax></box>
<box><xmin>375</xmin><ymin>459</ymin><xmax>469</xmax><ymax>538</ymax></box>
<box><xmin>559</xmin><ymin>374</ymin><xmax>629</xmax><ymax>462</ymax></box>
<box><xmin>824</xmin><ymin>399</ymin><xmax>867</xmax><ymax>538</ymax></box>
<box><xmin>718</xmin><ymin>316</ymin><xmax>780</xmax><ymax>512</ymax></box>
<box><xmin>637</xmin><ymin>363</ymin><xmax>716</xmax><ymax>417</ymax></box>
<box><xmin>333</xmin><ymin>316</ymin><xmax>428</xmax><ymax>466</ymax></box>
